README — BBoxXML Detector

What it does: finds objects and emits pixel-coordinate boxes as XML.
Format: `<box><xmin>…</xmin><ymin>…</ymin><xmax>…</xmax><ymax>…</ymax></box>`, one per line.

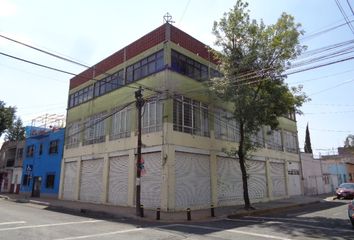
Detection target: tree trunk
<box><xmin>238</xmin><ymin>122</ymin><xmax>252</xmax><ymax>210</ymax></box>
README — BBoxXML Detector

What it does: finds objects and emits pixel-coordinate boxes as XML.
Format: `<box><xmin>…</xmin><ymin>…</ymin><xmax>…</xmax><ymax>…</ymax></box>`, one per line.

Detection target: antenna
<box><xmin>163</xmin><ymin>12</ymin><xmax>175</xmax><ymax>24</ymax></box>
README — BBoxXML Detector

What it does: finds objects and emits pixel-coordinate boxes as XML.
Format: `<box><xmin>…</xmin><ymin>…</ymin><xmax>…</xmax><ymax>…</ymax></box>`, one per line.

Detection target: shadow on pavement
<box><xmin>154</xmin><ymin>201</ymin><xmax>354</xmax><ymax>240</ymax></box>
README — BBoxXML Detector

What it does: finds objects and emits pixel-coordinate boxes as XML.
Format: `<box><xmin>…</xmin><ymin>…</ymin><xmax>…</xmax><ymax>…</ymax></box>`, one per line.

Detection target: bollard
<box><xmin>187</xmin><ymin>208</ymin><xmax>191</xmax><ymax>221</ymax></box>
<box><xmin>156</xmin><ymin>208</ymin><xmax>161</xmax><ymax>220</ymax></box>
<box><xmin>140</xmin><ymin>205</ymin><xmax>144</xmax><ymax>217</ymax></box>
<box><xmin>211</xmin><ymin>204</ymin><xmax>215</xmax><ymax>217</ymax></box>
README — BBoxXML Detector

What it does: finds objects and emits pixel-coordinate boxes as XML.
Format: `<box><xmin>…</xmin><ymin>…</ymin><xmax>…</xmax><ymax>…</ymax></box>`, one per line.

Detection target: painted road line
<box><xmin>159</xmin><ymin>224</ymin><xmax>292</xmax><ymax>240</ymax></box>
<box><xmin>54</xmin><ymin>228</ymin><xmax>144</xmax><ymax>240</ymax></box>
<box><xmin>0</xmin><ymin>220</ymin><xmax>102</xmax><ymax>231</ymax></box>
<box><xmin>0</xmin><ymin>221</ymin><xmax>26</xmax><ymax>226</ymax></box>
<box><xmin>244</xmin><ymin>216</ymin><xmax>319</xmax><ymax>223</ymax></box>
<box><xmin>227</xmin><ymin>218</ymin><xmax>354</xmax><ymax>233</ymax></box>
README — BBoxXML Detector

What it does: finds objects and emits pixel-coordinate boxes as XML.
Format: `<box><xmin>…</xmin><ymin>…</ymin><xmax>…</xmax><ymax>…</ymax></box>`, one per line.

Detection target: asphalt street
<box><xmin>0</xmin><ymin>197</ymin><xmax>353</xmax><ymax>240</ymax></box>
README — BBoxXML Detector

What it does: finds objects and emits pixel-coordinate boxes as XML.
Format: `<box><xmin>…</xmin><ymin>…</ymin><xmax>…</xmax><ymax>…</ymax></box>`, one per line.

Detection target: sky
<box><xmin>0</xmin><ymin>0</ymin><xmax>353</xmax><ymax>157</ymax></box>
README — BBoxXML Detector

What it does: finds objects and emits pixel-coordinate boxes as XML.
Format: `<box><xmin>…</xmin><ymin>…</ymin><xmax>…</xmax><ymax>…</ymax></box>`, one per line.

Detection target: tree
<box><xmin>0</xmin><ymin>100</ymin><xmax>16</xmax><ymax>138</ymax></box>
<box><xmin>304</xmin><ymin>123</ymin><xmax>313</xmax><ymax>153</ymax></box>
<box><xmin>344</xmin><ymin>134</ymin><xmax>354</xmax><ymax>148</ymax></box>
<box><xmin>210</xmin><ymin>0</ymin><xmax>307</xmax><ymax>209</ymax></box>
<box><xmin>5</xmin><ymin>117</ymin><xmax>25</xmax><ymax>141</ymax></box>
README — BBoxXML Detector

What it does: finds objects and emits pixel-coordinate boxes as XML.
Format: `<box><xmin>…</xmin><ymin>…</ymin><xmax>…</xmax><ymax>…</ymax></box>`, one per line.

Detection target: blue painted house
<box><xmin>20</xmin><ymin>127</ymin><xmax>65</xmax><ymax>198</ymax></box>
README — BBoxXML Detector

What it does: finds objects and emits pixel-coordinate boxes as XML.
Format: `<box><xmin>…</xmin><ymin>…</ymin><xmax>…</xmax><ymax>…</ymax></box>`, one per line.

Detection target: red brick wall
<box><xmin>70</xmin><ymin>25</ymin><xmax>166</xmax><ymax>90</ymax></box>
<box><xmin>126</xmin><ymin>25</ymin><xmax>165</xmax><ymax>60</ymax></box>
<box><xmin>69</xmin><ymin>24</ymin><xmax>218</xmax><ymax>90</ymax></box>
<box><xmin>170</xmin><ymin>25</ymin><xmax>219</xmax><ymax>65</ymax></box>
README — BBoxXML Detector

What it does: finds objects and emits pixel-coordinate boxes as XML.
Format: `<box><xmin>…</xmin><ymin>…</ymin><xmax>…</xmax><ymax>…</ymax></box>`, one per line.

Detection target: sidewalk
<box><xmin>0</xmin><ymin>193</ymin><xmax>333</xmax><ymax>222</ymax></box>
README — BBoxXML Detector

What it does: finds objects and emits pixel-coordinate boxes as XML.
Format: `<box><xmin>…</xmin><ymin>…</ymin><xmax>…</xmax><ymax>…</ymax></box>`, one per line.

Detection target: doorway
<box><xmin>32</xmin><ymin>176</ymin><xmax>41</xmax><ymax>197</ymax></box>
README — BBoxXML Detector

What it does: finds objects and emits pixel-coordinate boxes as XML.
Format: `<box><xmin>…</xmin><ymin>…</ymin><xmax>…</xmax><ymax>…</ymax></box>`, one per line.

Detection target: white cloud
<box><xmin>0</xmin><ymin>0</ymin><xmax>17</xmax><ymax>17</ymax></box>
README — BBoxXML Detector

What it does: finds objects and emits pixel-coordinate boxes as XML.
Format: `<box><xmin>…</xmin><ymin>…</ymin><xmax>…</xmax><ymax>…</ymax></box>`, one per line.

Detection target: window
<box><xmin>142</xmin><ymin>99</ymin><xmax>163</xmax><ymax>133</ymax></box>
<box><xmin>173</xmin><ymin>95</ymin><xmax>209</xmax><ymax>137</ymax></box>
<box><xmin>251</xmin><ymin>129</ymin><xmax>265</xmax><ymax>147</ymax></box>
<box><xmin>171</xmin><ymin>50</ymin><xmax>209</xmax><ymax>81</ymax></box>
<box><xmin>39</xmin><ymin>144</ymin><xmax>43</xmax><ymax>155</ymax></box>
<box><xmin>45</xmin><ymin>174</ymin><xmax>55</xmax><ymax>189</ymax></box>
<box><xmin>22</xmin><ymin>174</ymin><xmax>30</xmax><ymax>186</ymax></box>
<box><xmin>68</xmin><ymin>85</ymin><xmax>94</xmax><ymax>108</ymax></box>
<box><xmin>94</xmin><ymin>69</ymin><xmax>124</xmax><ymax>97</ymax></box>
<box><xmin>266</xmin><ymin>128</ymin><xmax>283</xmax><ymax>151</ymax></box>
<box><xmin>16</xmin><ymin>148</ymin><xmax>23</xmax><ymax>160</ymax></box>
<box><xmin>285</xmin><ymin>110</ymin><xmax>296</xmax><ymax>121</ymax></box>
<box><xmin>214</xmin><ymin>109</ymin><xmax>239</xmax><ymax>142</ymax></box>
<box><xmin>125</xmin><ymin>50</ymin><xmax>164</xmax><ymax>83</ymax></box>
<box><xmin>283</xmin><ymin>130</ymin><xmax>298</xmax><ymax>153</ymax></box>
<box><xmin>83</xmin><ymin>112</ymin><xmax>106</xmax><ymax>145</ymax></box>
<box><xmin>110</xmin><ymin>107</ymin><xmax>132</xmax><ymax>140</ymax></box>
<box><xmin>26</xmin><ymin>145</ymin><xmax>34</xmax><ymax>157</ymax></box>
<box><xmin>66</xmin><ymin>122</ymin><xmax>80</xmax><ymax>148</ymax></box>
<box><xmin>49</xmin><ymin>140</ymin><xmax>59</xmax><ymax>154</ymax></box>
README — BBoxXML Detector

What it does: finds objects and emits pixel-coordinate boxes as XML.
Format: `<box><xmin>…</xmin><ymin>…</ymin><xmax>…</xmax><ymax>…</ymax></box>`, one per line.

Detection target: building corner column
<box><xmin>101</xmin><ymin>154</ymin><xmax>109</xmax><ymax>203</ymax></box>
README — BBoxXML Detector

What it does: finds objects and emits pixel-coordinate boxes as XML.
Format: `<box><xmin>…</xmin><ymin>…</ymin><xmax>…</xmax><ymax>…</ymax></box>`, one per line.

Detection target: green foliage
<box><xmin>304</xmin><ymin>123</ymin><xmax>313</xmax><ymax>153</ymax></box>
<box><xmin>210</xmin><ymin>0</ymin><xmax>308</xmax><ymax>208</ymax></box>
<box><xmin>0</xmin><ymin>100</ymin><xmax>16</xmax><ymax>138</ymax></box>
<box><xmin>5</xmin><ymin>117</ymin><xmax>25</xmax><ymax>141</ymax></box>
<box><xmin>344</xmin><ymin>134</ymin><xmax>354</xmax><ymax>148</ymax></box>
<box><xmin>211</xmin><ymin>0</ymin><xmax>308</xmax><ymax>152</ymax></box>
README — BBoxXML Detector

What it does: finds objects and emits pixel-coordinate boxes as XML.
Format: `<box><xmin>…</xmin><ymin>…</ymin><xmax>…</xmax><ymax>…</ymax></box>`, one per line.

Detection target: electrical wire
<box><xmin>335</xmin><ymin>0</ymin><xmax>354</xmax><ymax>35</ymax></box>
<box><xmin>0</xmin><ymin>33</ymin><xmax>90</xmax><ymax>68</ymax></box>
<box><xmin>347</xmin><ymin>0</ymin><xmax>354</xmax><ymax>15</ymax></box>
<box><xmin>0</xmin><ymin>51</ymin><xmax>141</xmax><ymax>91</ymax></box>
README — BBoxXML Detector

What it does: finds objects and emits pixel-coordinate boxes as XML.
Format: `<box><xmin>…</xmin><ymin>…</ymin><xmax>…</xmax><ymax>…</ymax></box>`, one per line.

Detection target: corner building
<box><xmin>60</xmin><ymin>23</ymin><xmax>302</xmax><ymax>211</ymax></box>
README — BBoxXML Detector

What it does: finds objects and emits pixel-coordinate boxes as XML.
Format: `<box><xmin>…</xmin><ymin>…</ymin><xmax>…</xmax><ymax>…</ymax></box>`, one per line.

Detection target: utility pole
<box><xmin>135</xmin><ymin>86</ymin><xmax>144</xmax><ymax>216</ymax></box>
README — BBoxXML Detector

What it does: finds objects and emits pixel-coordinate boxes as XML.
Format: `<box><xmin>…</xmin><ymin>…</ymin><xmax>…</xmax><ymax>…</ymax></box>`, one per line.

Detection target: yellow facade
<box><xmin>59</xmin><ymin>39</ymin><xmax>302</xmax><ymax>211</ymax></box>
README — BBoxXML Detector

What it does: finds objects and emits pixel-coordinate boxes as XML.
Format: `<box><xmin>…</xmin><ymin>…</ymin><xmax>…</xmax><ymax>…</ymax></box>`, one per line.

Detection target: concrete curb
<box><xmin>227</xmin><ymin>200</ymin><xmax>321</xmax><ymax>218</ymax></box>
<box><xmin>1</xmin><ymin>194</ymin><xmax>325</xmax><ymax>223</ymax></box>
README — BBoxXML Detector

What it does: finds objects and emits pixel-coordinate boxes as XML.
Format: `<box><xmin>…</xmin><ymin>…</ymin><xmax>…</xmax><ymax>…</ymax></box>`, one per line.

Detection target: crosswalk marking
<box><xmin>0</xmin><ymin>221</ymin><xmax>26</xmax><ymax>226</ymax></box>
<box><xmin>0</xmin><ymin>220</ymin><xmax>102</xmax><ymax>231</ymax></box>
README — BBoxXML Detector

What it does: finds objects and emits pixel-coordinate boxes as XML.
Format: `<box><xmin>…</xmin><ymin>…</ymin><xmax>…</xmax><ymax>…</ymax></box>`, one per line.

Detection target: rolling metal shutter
<box><xmin>217</xmin><ymin>157</ymin><xmax>243</xmax><ymax>205</ymax></box>
<box><xmin>270</xmin><ymin>162</ymin><xmax>286</xmax><ymax>197</ymax></box>
<box><xmin>79</xmin><ymin>159</ymin><xmax>104</xmax><ymax>203</ymax></box>
<box><xmin>62</xmin><ymin>161</ymin><xmax>77</xmax><ymax>200</ymax></box>
<box><xmin>108</xmin><ymin>155</ymin><xmax>129</xmax><ymax>206</ymax></box>
<box><xmin>141</xmin><ymin>152</ymin><xmax>162</xmax><ymax>208</ymax></box>
<box><xmin>175</xmin><ymin>152</ymin><xmax>211</xmax><ymax>209</ymax></box>
<box><xmin>247</xmin><ymin>160</ymin><xmax>267</xmax><ymax>200</ymax></box>
<box><xmin>217</xmin><ymin>157</ymin><xmax>266</xmax><ymax>205</ymax></box>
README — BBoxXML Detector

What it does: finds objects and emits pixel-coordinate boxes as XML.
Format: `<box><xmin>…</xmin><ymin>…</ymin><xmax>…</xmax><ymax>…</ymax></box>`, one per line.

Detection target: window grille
<box><xmin>173</xmin><ymin>95</ymin><xmax>209</xmax><ymax>137</ymax></box>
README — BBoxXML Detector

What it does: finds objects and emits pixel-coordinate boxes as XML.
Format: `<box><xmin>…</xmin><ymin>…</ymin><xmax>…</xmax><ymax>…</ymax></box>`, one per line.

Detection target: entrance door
<box><xmin>32</xmin><ymin>176</ymin><xmax>41</xmax><ymax>197</ymax></box>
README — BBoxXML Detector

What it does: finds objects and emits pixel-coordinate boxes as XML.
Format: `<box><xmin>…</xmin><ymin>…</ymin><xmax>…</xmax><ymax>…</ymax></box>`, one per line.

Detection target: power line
<box><xmin>304</xmin><ymin>110</ymin><xmax>354</xmax><ymax>115</ymax></box>
<box><xmin>0</xmin><ymin>33</ymin><xmax>160</xmax><ymax>93</ymax></box>
<box><xmin>335</xmin><ymin>0</ymin><xmax>354</xmax><ymax>35</ymax></box>
<box><xmin>347</xmin><ymin>0</ymin><xmax>354</xmax><ymax>15</ymax></box>
<box><xmin>298</xmin><ymin>126</ymin><xmax>354</xmax><ymax>133</ymax></box>
<box><xmin>0</xmin><ymin>33</ymin><xmax>90</xmax><ymax>68</ymax></box>
<box><xmin>309</xmin><ymin>78</ymin><xmax>354</xmax><ymax>96</ymax></box>
<box><xmin>300</xmin><ymin>19</ymin><xmax>354</xmax><ymax>41</ymax></box>
<box><xmin>287</xmin><ymin>68</ymin><xmax>354</xmax><ymax>85</ymax></box>
<box><xmin>0</xmin><ymin>51</ymin><xmax>79</xmax><ymax>76</ymax></box>
<box><xmin>306</xmin><ymin>103</ymin><xmax>354</xmax><ymax>107</ymax></box>
<box><xmin>0</xmin><ymin>62</ymin><xmax>68</xmax><ymax>84</ymax></box>
<box><xmin>0</xmin><ymin>51</ymin><xmax>141</xmax><ymax>91</ymax></box>
<box><xmin>179</xmin><ymin>0</ymin><xmax>191</xmax><ymax>23</ymax></box>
